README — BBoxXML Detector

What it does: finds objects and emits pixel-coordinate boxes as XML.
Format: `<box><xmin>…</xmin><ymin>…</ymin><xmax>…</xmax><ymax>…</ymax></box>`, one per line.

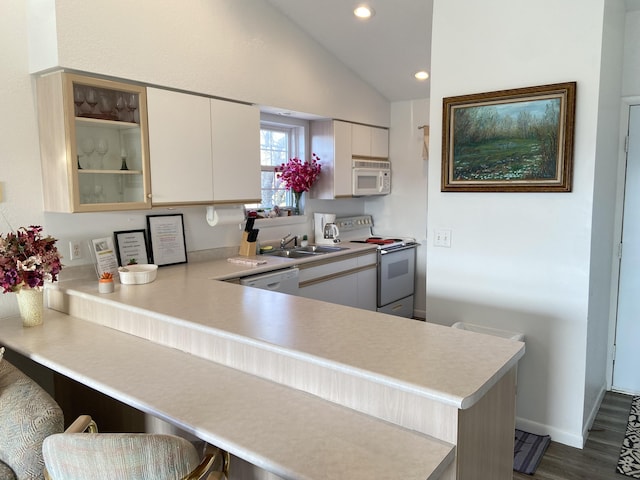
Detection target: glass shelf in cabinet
<box><xmin>75</xmin><ymin>117</ymin><xmax>140</xmax><ymax>130</ymax></box>
<box><xmin>77</xmin><ymin>169</ymin><xmax>143</xmax><ymax>175</ymax></box>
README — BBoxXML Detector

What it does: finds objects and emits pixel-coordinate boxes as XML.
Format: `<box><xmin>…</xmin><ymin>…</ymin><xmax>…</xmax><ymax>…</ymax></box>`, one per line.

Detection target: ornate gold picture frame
<box><xmin>442</xmin><ymin>82</ymin><xmax>576</xmax><ymax>192</ymax></box>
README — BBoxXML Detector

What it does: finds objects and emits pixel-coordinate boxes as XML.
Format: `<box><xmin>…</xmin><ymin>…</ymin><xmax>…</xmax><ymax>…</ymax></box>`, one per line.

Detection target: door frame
<box><xmin>607</xmin><ymin>96</ymin><xmax>640</xmax><ymax>391</ymax></box>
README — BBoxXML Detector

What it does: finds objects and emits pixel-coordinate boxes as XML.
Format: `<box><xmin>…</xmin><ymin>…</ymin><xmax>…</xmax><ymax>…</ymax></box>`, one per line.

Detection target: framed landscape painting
<box><xmin>441</xmin><ymin>82</ymin><xmax>576</xmax><ymax>192</ymax></box>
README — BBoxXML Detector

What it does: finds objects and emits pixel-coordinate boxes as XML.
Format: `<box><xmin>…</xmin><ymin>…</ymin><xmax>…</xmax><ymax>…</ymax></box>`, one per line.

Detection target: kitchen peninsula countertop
<box><xmin>0</xmin><ymin>312</ymin><xmax>455</xmax><ymax>480</ymax></box>
<box><xmin>49</xmin><ymin>242</ymin><xmax>524</xmax><ymax>410</ymax></box>
<box><xmin>2</xmin><ymin>242</ymin><xmax>525</xmax><ymax>479</ymax></box>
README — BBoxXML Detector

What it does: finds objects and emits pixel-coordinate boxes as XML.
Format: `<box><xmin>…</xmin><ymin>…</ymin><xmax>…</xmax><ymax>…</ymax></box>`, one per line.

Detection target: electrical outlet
<box><xmin>69</xmin><ymin>241</ymin><xmax>82</xmax><ymax>260</ymax></box>
<box><xmin>434</xmin><ymin>229</ymin><xmax>452</xmax><ymax>248</ymax></box>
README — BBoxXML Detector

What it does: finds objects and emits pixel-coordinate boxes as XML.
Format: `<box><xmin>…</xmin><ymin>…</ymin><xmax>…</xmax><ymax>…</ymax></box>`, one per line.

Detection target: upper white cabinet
<box><xmin>147</xmin><ymin>88</ymin><xmax>260</xmax><ymax>206</ymax></box>
<box><xmin>310</xmin><ymin>120</ymin><xmax>389</xmax><ymax>199</ymax></box>
<box><xmin>210</xmin><ymin>99</ymin><xmax>260</xmax><ymax>204</ymax></box>
<box><xmin>147</xmin><ymin>88</ymin><xmax>213</xmax><ymax>204</ymax></box>
<box><xmin>36</xmin><ymin>72</ymin><xmax>151</xmax><ymax>213</ymax></box>
<box><xmin>310</xmin><ymin>120</ymin><xmax>352</xmax><ymax>199</ymax></box>
<box><xmin>352</xmin><ymin>123</ymin><xmax>389</xmax><ymax>158</ymax></box>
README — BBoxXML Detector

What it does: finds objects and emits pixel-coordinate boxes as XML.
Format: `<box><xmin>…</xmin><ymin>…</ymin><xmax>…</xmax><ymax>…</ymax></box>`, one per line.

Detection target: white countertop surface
<box><xmin>1</xmin><ymin>242</ymin><xmax>524</xmax><ymax>479</ymax></box>
<box><xmin>0</xmin><ymin>312</ymin><xmax>455</xmax><ymax>480</ymax></box>
<box><xmin>50</xmin><ymin>242</ymin><xmax>524</xmax><ymax>410</ymax></box>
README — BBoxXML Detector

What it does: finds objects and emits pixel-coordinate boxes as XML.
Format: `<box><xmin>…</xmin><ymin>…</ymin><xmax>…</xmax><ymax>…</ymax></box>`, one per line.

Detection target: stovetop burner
<box><xmin>365</xmin><ymin>237</ymin><xmax>402</xmax><ymax>245</ymax></box>
<box><xmin>335</xmin><ymin>215</ymin><xmax>417</xmax><ymax>249</ymax></box>
<box><xmin>350</xmin><ymin>237</ymin><xmax>414</xmax><ymax>250</ymax></box>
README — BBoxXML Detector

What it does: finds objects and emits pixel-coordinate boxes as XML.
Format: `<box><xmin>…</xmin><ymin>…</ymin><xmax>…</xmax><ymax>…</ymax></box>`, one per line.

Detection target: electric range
<box><xmin>336</xmin><ymin>215</ymin><xmax>418</xmax><ymax>318</ymax></box>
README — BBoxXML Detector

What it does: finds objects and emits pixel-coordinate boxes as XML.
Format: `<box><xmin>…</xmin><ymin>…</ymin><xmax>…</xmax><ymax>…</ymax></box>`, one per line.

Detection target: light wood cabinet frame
<box><xmin>36</xmin><ymin>72</ymin><xmax>151</xmax><ymax>212</ymax></box>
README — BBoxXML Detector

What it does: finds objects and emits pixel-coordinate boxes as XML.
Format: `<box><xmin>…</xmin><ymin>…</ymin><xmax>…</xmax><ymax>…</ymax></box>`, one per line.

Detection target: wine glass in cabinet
<box><xmin>36</xmin><ymin>72</ymin><xmax>151</xmax><ymax>212</ymax></box>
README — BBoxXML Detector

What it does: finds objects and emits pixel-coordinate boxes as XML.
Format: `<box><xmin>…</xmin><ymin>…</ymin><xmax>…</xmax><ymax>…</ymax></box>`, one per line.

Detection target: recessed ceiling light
<box><xmin>354</xmin><ymin>5</ymin><xmax>375</xmax><ymax>19</ymax></box>
<box><xmin>414</xmin><ymin>71</ymin><xmax>429</xmax><ymax>81</ymax></box>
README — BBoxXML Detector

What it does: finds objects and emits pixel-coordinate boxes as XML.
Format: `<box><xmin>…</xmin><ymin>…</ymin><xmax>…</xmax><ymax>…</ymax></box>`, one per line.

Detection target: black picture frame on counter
<box><xmin>113</xmin><ymin>229</ymin><xmax>150</xmax><ymax>267</ymax></box>
<box><xmin>146</xmin><ymin>214</ymin><xmax>188</xmax><ymax>267</ymax></box>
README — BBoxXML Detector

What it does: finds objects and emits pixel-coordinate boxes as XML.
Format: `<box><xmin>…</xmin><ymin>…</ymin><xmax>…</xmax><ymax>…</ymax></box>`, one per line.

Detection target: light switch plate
<box><xmin>69</xmin><ymin>241</ymin><xmax>82</xmax><ymax>260</ymax></box>
<box><xmin>434</xmin><ymin>229</ymin><xmax>451</xmax><ymax>248</ymax></box>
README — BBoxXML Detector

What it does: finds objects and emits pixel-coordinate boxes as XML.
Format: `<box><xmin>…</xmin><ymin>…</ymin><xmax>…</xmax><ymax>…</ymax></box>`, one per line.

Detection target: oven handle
<box><xmin>379</xmin><ymin>243</ymin><xmax>418</xmax><ymax>255</ymax></box>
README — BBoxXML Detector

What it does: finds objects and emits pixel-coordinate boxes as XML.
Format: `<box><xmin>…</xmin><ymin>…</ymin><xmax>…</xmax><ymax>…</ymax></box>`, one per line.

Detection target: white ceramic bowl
<box><xmin>117</xmin><ymin>264</ymin><xmax>158</xmax><ymax>285</ymax></box>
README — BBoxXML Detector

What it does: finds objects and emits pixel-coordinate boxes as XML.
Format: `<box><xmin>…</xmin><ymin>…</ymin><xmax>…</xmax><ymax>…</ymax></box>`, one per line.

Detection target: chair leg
<box><xmin>184</xmin><ymin>445</ymin><xmax>230</xmax><ymax>480</ymax></box>
<box><xmin>66</xmin><ymin>415</ymin><xmax>98</xmax><ymax>433</ymax></box>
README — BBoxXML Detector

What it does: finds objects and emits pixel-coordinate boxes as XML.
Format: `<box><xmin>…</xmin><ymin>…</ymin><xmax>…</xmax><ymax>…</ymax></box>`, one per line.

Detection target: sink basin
<box><xmin>265</xmin><ymin>249</ymin><xmax>316</xmax><ymax>259</ymax></box>
<box><xmin>296</xmin><ymin>245</ymin><xmax>347</xmax><ymax>253</ymax></box>
<box><xmin>263</xmin><ymin>245</ymin><xmax>348</xmax><ymax>258</ymax></box>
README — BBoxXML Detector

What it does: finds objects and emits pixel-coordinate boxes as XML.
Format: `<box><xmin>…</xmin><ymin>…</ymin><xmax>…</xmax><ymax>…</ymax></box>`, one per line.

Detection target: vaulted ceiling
<box><xmin>267</xmin><ymin>1</ymin><xmax>640</xmax><ymax>104</ymax></box>
<box><xmin>265</xmin><ymin>0</ymin><xmax>433</xmax><ymax>102</ymax></box>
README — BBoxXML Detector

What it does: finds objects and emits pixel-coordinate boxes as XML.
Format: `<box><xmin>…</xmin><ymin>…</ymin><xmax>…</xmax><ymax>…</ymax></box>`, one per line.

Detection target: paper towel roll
<box><xmin>206</xmin><ymin>205</ymin><xmax>245</xmax><ymax>227</ymax></box>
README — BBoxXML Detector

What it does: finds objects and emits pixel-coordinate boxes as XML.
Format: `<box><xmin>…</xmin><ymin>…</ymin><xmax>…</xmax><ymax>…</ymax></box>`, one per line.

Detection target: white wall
<box><xmin>31</xmin><ymin>0</ymin><xmax>390</xmax><ymax>126</ymax></box>
<box><xmin>365</xmin><ymin>99</ymin><xmax>429</xmax><ymax>317</ymax></box>
<box><xmin>0</xmin><ymin>2</ymin><xmax>47</xmax><ymax>317</ymax></box>
<box><xmin>427</xmin><ymin>0</ymin><xmax>620</xmax><ymax>447</ymax></box>
<box><xmin>604</xmin><ymin>5</ymin><xmax>640</xmax><ymax>395</ymax></box>
<box><xmin>622</xmin><ymin>10</ymin><xmax>640</xmax><ymax>97</ymax></box>
<box><xmin>584</xmin><ymin>0</ymin><xmax>625</xmax><ymax>433</ymax></box>
<box><xmin>0</xmin><ymin>0</ymin><xmax>391</xmax><ymax>319</ymax></box>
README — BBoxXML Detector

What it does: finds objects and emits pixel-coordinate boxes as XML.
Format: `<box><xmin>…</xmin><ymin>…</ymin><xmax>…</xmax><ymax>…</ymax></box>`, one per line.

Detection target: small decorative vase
<box><xmin>98</xmin><ymin>278</ymin><xmax>115</xmax><ymax>294</ymax></box>
<box><xmin>16</xmin><ymin>288</ymin><xmax>44</xmax><ymax>327</ymax></box>
<box><xmin>292</xmin><ymin>191</ymin><xmax>303</xmax><ymax>215</ymax></box>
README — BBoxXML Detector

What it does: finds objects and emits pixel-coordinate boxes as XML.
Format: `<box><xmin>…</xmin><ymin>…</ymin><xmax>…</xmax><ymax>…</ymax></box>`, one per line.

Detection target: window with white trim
<box><xmin>258</xmin><ymin>125</ymin><xmax>292</xmax><ymax>209</ymax></box>
<box><xmin>247</xmin><ymin>117</ymin><xmax>306</xmax><ymax>213</ymax></box>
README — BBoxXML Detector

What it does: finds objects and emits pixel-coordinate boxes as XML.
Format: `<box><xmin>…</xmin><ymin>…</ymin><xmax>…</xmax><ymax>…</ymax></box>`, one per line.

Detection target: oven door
<box><xmin>377</xmin><ymin>245</ymin><xmax>416</xmax><ymax>307</ymax></box>
<box><xmin>353</xmin><ymin>168</ymin><xmax>390</xmax><ymax>196</ymax></box>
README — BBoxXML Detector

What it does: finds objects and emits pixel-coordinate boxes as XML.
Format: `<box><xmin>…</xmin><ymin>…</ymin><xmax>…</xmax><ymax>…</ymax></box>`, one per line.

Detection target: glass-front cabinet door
<box><xmin>36</xmin><ymin>72</ymin><xmax>151</xmax><ymax>212</ymax></box>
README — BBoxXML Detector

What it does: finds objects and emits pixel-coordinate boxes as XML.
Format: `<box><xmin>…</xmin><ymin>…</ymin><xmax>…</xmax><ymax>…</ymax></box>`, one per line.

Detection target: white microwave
<box><xmin>352</xmin><ymin>159</ymin><xmax>391</xmax><ymax>196</ymax></box>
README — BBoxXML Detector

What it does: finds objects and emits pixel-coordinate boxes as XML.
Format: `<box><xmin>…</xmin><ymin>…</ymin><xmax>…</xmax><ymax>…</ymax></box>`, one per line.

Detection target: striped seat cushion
<box><xmin>43</xmin><ymin>433</ymin><xmax>201</xmax><ymax>480</ymax></box>
<box><xmin>0</xmin><ymin>360</ymin><xmax>64</xmax><ymax>480</ymax></box>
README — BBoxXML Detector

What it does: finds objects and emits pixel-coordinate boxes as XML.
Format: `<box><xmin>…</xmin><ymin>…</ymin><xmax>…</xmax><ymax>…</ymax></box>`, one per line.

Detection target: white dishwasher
<box><xmin>239</xmin><ymin>268</ymin><xmax>299</xmax><ymax>295</ymax></box>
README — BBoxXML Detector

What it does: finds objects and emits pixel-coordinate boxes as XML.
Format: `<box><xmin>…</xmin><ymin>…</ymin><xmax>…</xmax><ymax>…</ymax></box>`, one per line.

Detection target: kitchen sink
<box><xmin>263</xmin><ymin>245</ymin><xmax>348</xmax><ymax>258</ymax></box>
<box><xmin>296</xmin><ymin>245</ymin><xmax>347</xmax><ymax>253</ymax></box>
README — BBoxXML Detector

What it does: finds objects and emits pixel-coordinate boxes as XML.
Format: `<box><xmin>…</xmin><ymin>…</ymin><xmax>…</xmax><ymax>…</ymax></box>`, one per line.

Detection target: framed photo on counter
<box><xmin>90</xmin><ymin>236</ymin><xmax>119</xmax><ymax>279</ymax></box>
<box><xmin>113</xmin><ymin>229</ymin><xmax>149</xmax><ymax>266</ymax></box>
<box><xmin>146</xmin><ymin>214</ymin><xmax>187</xmax><ymax>266</ymax></box>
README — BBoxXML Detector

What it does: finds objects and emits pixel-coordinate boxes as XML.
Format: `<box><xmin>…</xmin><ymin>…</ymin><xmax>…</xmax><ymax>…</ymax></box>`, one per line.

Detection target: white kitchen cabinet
<box><xmin>298</xmin><ymin>251</ymin><xmax>377</xmax><ymax>310</ymax></box>
<box><xmin>371</xmin><ymin>126</ymin><xmax>389</xmax><ymax>158</ymax></box>
<box><xmin>355</xmin><ymin>256</ymin><xmax>377</xmax><ymax>310</ymax></box>
<box><xmin>352</xmin><ymin>123</ymin><xmax>389</xmax><ymax>158</ymax></box>
<box><xmin>210</xmin><ymin>99</ymin><xmax>260</xmax><ymax>204</ymax></box>
<box><xmin>147</xmin><ymin>89</ymin><xmax>260</xmax><ymax>206</ymax></box>
<box><xmin>310</xmin><ymin>120</ymin><xmax>352</xmax><ymax>199</ymax></box>
<box><xmin>300</xmin><ymin>270</ymin><xmax>359</xmax><ymax>306</ymax></box>
<box><xmin>147</xmin><ymin>88</ymin><xmax>213</xmax><ymax>205</ymax></box>
<box><xmin>310</xmin><ymin>120</ymin><xmax>389</xmax><ymax>199</ymax></box>
<box><xmin>36</xmin><ymin>72</ymin><xmax>151</xmax><ymax>213</ymax></box>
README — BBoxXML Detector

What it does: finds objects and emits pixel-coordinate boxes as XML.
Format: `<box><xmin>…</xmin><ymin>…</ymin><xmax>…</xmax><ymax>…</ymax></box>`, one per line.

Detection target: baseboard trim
<box><xmin>516</xmin><ymin>416</ymin><xmax>584</xmax><ymax>449</ymax></box>
<box><xmin>582</xmin><ymin>386</ymin><xmax>607</xmax><ymax>445</ymax></box>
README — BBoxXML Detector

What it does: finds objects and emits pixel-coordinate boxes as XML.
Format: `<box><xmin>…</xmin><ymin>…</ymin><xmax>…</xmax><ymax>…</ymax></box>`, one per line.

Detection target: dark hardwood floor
<box><xmin>513</xmin><ymin>391</ymin><xmax>633</xmax><ymax>480</ymax></box>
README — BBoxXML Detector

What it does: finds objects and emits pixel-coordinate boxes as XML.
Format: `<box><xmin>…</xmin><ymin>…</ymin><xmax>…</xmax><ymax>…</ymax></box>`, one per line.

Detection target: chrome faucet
<box><xmin>280</xmin><ymin>233</ymin><xmax>298</xmax><ymax>249</ymax></box>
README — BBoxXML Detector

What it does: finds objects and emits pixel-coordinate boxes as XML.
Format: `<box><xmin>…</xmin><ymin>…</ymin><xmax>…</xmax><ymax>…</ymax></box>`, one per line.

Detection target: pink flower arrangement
<box><xmin>0</xmin><ymin>226</ymin><xmax>63</xmax><ymax>293</ymax></box>
<box><xmin>275</xmin><ymin>154</ymin><xmax>322</xmax><ymax>193</ymax></box>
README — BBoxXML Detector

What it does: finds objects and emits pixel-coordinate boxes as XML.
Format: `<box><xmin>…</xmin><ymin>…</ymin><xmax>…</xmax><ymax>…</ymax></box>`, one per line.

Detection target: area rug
<box><xmin>513</xmin><ymin>429</ymin><xmax>551</xmax><ymax>474</ymax></box>
<box><xmin>617</xmin><ymin>396</ymin><xmax>640</xmax><ymax>478</ymax></box>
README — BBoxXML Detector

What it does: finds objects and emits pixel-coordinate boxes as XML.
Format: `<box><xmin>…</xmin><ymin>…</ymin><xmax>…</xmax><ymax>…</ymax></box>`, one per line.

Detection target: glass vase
<box><xmin>293</xmin><ymin>191</ymin><xmax>303</xmax><ymax>215</ymax></box>
<box><xmin>16</xmin><ymin>288</ymin><xmax>44</xmax><ymax>327</ymax></box>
